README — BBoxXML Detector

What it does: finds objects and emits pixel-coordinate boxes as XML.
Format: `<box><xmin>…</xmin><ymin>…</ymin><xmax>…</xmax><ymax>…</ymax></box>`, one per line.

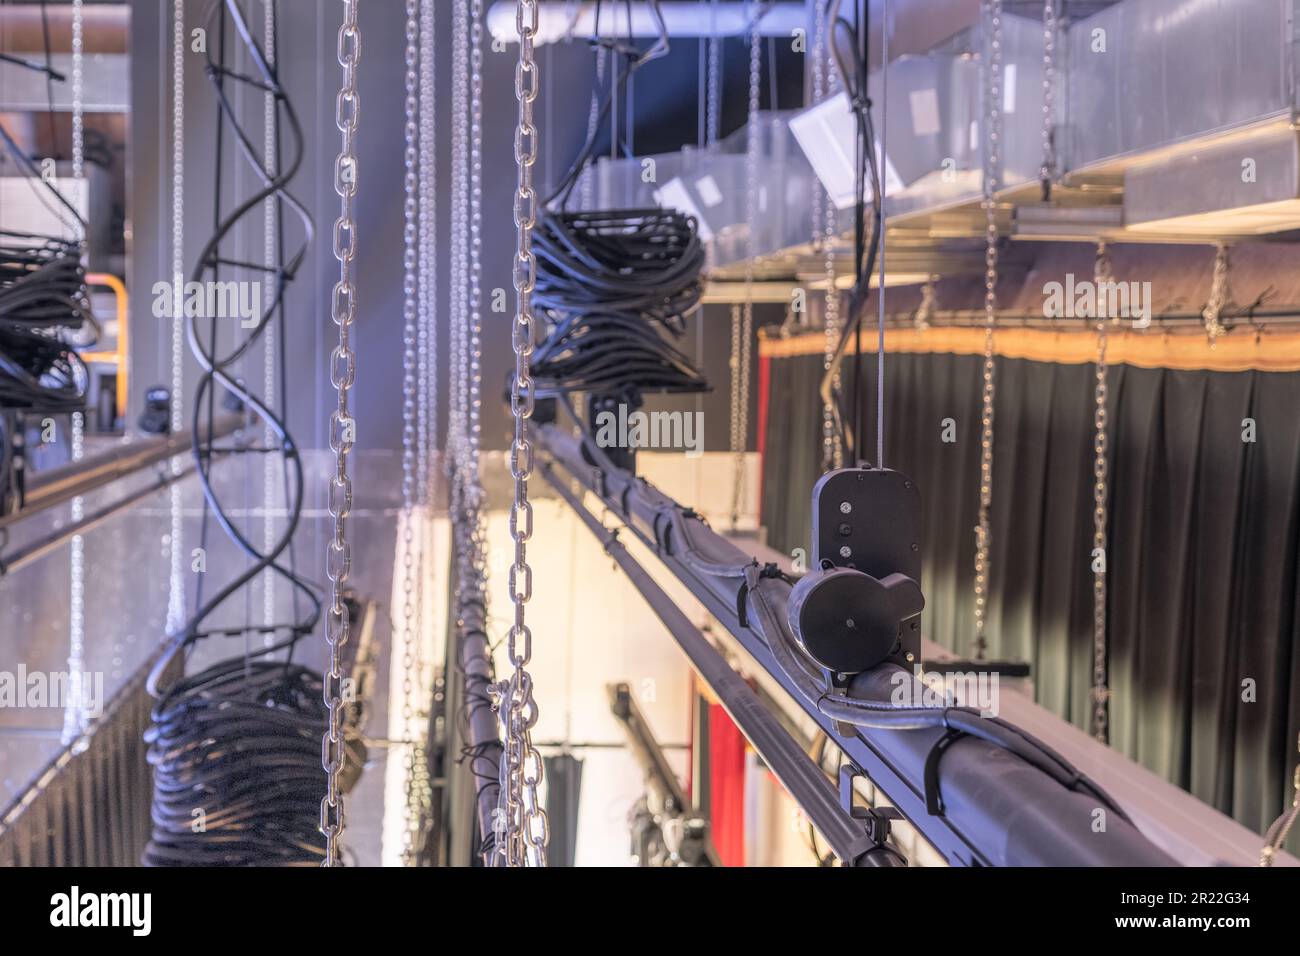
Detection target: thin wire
<box><xmin>876</xmin><ymin>0</ymin><xmax>888</xmax><ymax>469</ymax></box>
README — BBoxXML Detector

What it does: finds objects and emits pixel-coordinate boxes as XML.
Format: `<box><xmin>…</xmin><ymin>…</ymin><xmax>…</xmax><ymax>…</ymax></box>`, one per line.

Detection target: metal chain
<box><xmin>1260</xmin><ymin>733</ymin><xmax>1300</xmax><ymax>866</ymax></box>
<box><xmin>469</xmin><ymin>0</ymin><xmax>485</xmax><ymax>512</ymax></box>
<box><xmin>420</xmin><ymin>0</ymin><xmax>437</xmax><ymax>509</ymax></box>
<box><xmin>322</xmin><ymin>0</ymin><xmax>361</xmax><ymax>867</ymax></box>
<box><xmin>166</xmin><ymin>0</ymin><xmax>186</xmax><ymax>635</ymax></box>
<box><xmin>915</xmin><ymin>276</ymin><xmax>936</xmax><ymax>332</ymax></box>
<box><xmin>62</xmin><ymin>0</ymin><xmax>87</xmax><ymax>747</ymax></box>
<box><xmin>1091</xmin><ymin>242</ymin><xmax>1111</xmax><ymax>743</ymax></box>
<box><xmin>1203</xmin><ymin>242</ymin><xmax>1230</xmax><ymax>345</ymax></box>
<box><xmin>728</xmin><ymin>301</ymin><xmax>743</xmax><ymax>490</ymax></box>
<box><xmin>448</xmin><ymin>0</ymin><xmax>469</xmax><ymax>483</ymax></box>
<box><xmin>581</xmin><ymin>44</ymin><xmax>606</xmax><ymax>209</ymax></box>
<box><xmin>495</xmin><ymin>0</ymin><xmax>548</xmax><ymax>868</ymax></box>
<box><xmin>706</xmin><ymin>0</ymin><xmax>721</xmax><ymax>146</ymax></box>
<box><xmin>1039</xmin><ymin>0</ymin><xmax>1057</xmax><ymax>200</ymax></box>
<box><xmin>730</xmin><ymin>11</ymin><xmax>761</xmax><ymax>527</ymax></box>
<box><xmin>399</xmin><ymin>0</ymin><xmax>423</xmax><ymax>865</ymax></box>
<box><xmin>973</xmin><ymin>0</ymin><xmax>1003</xmax><ymax>660</ymax></box>
<box><xmin>820</xmin><ymin>4</ymin><xmax>842</xmax><ymax>472</ymax></box>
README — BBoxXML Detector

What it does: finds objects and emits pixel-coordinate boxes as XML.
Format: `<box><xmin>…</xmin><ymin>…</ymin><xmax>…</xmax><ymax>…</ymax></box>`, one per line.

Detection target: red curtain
<box><xmin>708</xmin><ymin>703</ymin><xmax>747</xmax><ymax>867</ymax></box>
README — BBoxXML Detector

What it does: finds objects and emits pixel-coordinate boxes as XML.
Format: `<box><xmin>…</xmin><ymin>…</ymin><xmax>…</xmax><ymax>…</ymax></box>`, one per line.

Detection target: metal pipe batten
<box><xmin>536</xmin><ymin>422</ymin><xmax>1177</xmax><ymax>867</ymax></box>
<box><xmin>2</xmin><ymin>413</ymin><xmax>242</xmax><ymax>530</ymax></box>
<box><xmin>486</xmin><ymin>2</ymin><xmax>808</xmax><ymax>46</ymax></box>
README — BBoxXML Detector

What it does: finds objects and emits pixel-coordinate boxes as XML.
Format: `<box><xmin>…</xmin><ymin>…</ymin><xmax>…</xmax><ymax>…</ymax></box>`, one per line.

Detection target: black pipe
<box><xmin>544</xmin><ymin>460</ymin><xmax>905</xmax><ymax>866</ymax></box>
<box><xmin>536</xmin><ymin>422</ymin><xmax>1176</xmax><ymax>867</ymax></box>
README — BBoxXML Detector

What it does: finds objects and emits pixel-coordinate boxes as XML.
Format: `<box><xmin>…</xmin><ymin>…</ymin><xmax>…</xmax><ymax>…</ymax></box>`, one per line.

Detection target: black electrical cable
<box><xmin>531</xmin><ymin>207</ymin><xmax>707</xmax><ymax>399</ymax></box>
<box><xmin>144</xmin><ymin>0</ymin><xmax>325</xmax><ymax>868</ymax></box>
<box><xmin>554</xmin><ymin>404</ymin><xmax>1136</xmax><ymax>826</ymax></box>
<box><xmin>817</xmin><ymin>0</ymin><xmax>884</xmax><ymax>465</ymax></box>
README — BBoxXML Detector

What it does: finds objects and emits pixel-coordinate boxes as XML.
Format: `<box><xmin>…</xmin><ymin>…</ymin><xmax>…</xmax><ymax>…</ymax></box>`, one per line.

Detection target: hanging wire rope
<box><xmin>494</xmin><ymin>0</ymin><xmax>549</xmax><ymax>868</ymax></box>
<box><xmin>972</xmin><ymin>0</ymin><xmax>1003</xmax><ymax>660</ymax></box>
<box><xmin>1091</xmin><ymin>241</ymin><xmax>1111</xmax><ymax>743</ymax></box>
<box><xmin>143</xmin><ymin>0</ymin><xmax>326</xmax><ymax>868</ymax></box>
<box><xmin>875</xmin><ymin>0</ymin><xmax>890</xmax><ymax>469</ymax></box>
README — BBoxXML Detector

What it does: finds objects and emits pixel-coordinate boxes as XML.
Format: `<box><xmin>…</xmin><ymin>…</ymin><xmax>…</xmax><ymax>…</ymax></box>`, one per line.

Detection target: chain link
<box><xmin>973</xmin><ymin>0</ymin><xmax>1003</xmax><ymax>660</ymax></box>
<box><xmin>494</xmin><ymin>0</ymin><xmax>548</xmax><ymax>868</ymax></box>
<box><xmin>398</xmin><ymin>0</ymin><xmax>424</xmax><ymax>866</ymax></box>
<box><xmin>1039</xmin><ymin>0</ymin><xmax>1057</xmax><ymax>200</ymax></box>
<box><xmin>818</xmin><ymin>2</ymin><xmax>842</xmax><ymax>472</ymax></box>
<box><xmin>1091</xmin><ymin>242</ymin><xmax>1111</xmax><ymax>743</ymax></box>
<box><xmin>62</xmin><ymin>0</ymin><xmax>88</xmax><ymax>747</ymax></box>
<box><xmin>322</xmin><ymin>0</ymin><xmax>361</xmax><ymax>867</ymax></box>
<box><xmin>1203</xmin><ymin>242</ymin><xmax>1230</xmax><ymax>345</ymax></box>
<box><xmin>707</xmin><ymin>1</ymin><xmax>721</xmax><ymax>147</ymax></box>
<box><xmin>166</xmin><ymin>0</ymin><xmax>186</xmax><ymax>636</ymax></box>
<box><xmin>1259</xmin><ymin>733</ymin><xmax>1300</xmax><ymax>865</ymax></box>
<box><xmin>914</xmin><ymin>276</ymin><xmax>936</xmax><ymax>332</ymax></box>
<box><xmin>730</xmin><ymin>10</ymin><xmax>761</xmax><ymax>526</ymax></box>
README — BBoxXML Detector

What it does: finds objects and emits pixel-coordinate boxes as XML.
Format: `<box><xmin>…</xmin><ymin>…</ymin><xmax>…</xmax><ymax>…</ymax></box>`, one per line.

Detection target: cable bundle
<box><xmin>0</xmin><ymin>233</ymin><xmax>92</xmax><ymax>411</ymax></box>
<box><xmin>143</xmin><ymin>660</ymin><xmax>327</xmax><ymax>866</ymax></box>
<box><xmin>531</xmin><ymin>207</ymin><xmax>707</xmax><ymax>398</ymax></box>
<box><xmin>144</xmin><ymin>0</ymin><xmax>326</xmax><ymax>866</ymax></box>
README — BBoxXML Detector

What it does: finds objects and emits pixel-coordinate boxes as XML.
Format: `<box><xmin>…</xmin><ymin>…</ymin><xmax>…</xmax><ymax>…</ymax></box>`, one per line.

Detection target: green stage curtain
<box><xmin>761</xmin><ymin>350</ymin><xmax>1300</xmax><ymax>852</ymax></box>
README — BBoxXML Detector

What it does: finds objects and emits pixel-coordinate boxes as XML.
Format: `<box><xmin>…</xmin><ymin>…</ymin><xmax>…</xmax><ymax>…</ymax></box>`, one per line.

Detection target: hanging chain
<box><xmin>495</xmin><ymin>0</ymin><xmax>548</xmax><ymax>868</ymax></box>
<box><xmin>730</xmin><ymin>11</ymin><xmax>761</xmax><ymax>526</ymax></box>
<box><xmin>62</xmin><ymin>0</ymin><xmax>87</xmax><ymax>746</ymax></box>
<box><xmin>419</xmin><ymin>0</ymin><xmax>437</xmax><ymax>510</ymax></box>
<box><xmin>819</xmin><ymin>4</ymin><xmax>842</xmax><ymax>472</ymax></box>
<box><xmin>1091</xmin><ymin>242</ymin><xmax>1111</xmax><ymax>743</ymax></box>
<box><xmin>706</xmin><ymin>0</ymin><xmax>722</xmax><ymax>147</ymax></box>
<box><xmin>728</xmin><ymin>301</ymin><xmax>743</xmax><ymax>501</ymax></box>
<box><xmin>1203</xmin><ymin>242</ymin><xmax>1230</xmax><ymax>345</ymax></box>
<box><xmin>581</xmin><ymin>44</ymin><xmax>607</xmax><ymax>209</ymax></box>
<box><xmin>1039</xmin><ymin>0</ymin><xmax>1057</xmax><ymax>200</ymax></box>
<box><xmin>973</xmin><ymin>0</ymin><xmax>1003</xmax><ymax>660</ymax></box>
<box><xmin>399</xmin><ymin>0</ymin><xmax>423</xmax><ymax>865</ymax></box>
<box><xmin>914</xmin><ymin>276</ymin><xmax>936</xmax><ymax>332</ymax></box>
<box><xmin>1260</xmin><ymin>733</ymin><xmax>1300</xmax><ymax>865</ymax></box>
<box><xmin>166</xmin><ymin>0</ymin><xmax>186</xmax><ymax>636</ymax></box>
<box><xmin>322</xmin><ymin>0</ymin><xmax>361</xmax><ymax>867</ymax></box>
<box><xmin>469</xmin><ymin>0</ymin><xmax>486</xmax><ymax>516</ymax></box>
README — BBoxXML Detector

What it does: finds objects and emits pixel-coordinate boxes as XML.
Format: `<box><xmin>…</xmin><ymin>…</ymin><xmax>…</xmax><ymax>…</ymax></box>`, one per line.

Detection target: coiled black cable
<box><xmin>531</xmin><ymin>207</ymin><xmax>707</xmax><ymax>399</ymax></box>
<box><xmin>144</xmin><ymin>0</ymin><xmax>325</xmax><ymax>867</ymax></box>
<box><xmin>0</xmin><ymin>233</ymin><xmax>93</xmax><ymax>411</ymax></box>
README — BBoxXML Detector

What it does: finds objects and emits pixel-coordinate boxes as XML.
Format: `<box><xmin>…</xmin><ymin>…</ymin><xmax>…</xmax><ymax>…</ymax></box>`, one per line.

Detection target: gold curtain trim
<box><xmin>759</xmin><ymin>326</ymin><xmax>1300</xmax><ymax>372</ymax></box>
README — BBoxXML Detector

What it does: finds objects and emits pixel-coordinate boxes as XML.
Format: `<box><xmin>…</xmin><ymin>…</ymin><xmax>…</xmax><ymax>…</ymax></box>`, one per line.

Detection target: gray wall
<box><xmin>128</xmin><ymin>1</ymin><xmax>765</xmax><ymax>457</ymax></box>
